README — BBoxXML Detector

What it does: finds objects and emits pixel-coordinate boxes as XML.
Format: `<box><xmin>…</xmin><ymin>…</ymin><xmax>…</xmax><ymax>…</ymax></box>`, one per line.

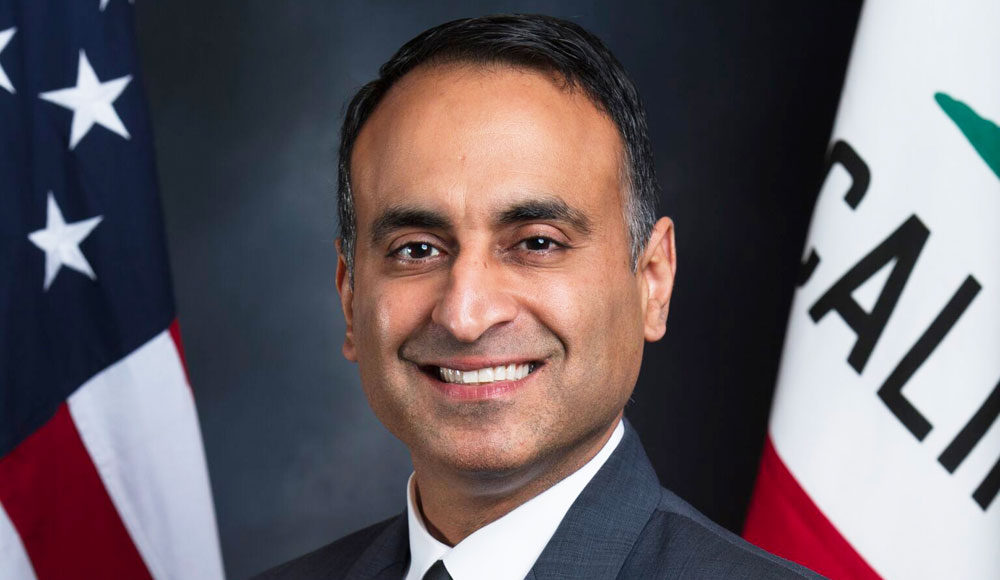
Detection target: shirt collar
<box><xmin>404</xmin><ymin>419</ymin><xmax>625</xmax><ymax>580</ymax></box>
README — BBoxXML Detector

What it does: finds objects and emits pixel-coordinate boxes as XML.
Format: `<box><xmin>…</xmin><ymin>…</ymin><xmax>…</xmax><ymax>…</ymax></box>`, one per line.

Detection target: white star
<box><xmin>39</xmin><ymin>50</ymin><xmax>132</xmax><ymax>149</ymax></box>
<box><xmin>28</xmin><ymin>192</ymin><xmax>104</xmax><ymax>290</ymax></box>
<box><xmin>100</xmin><ymin>0</ymin><xmax>135</xmax><ymax>11</ymax></box>
<box><xmin>0</xmin><ymin>27</ymin><xmax>14</xmax><ymax>94</ymax></box>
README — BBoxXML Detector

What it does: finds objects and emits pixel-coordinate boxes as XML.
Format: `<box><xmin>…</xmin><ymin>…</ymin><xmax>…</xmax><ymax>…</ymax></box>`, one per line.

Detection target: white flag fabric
<box><xmin>744</xmin><ymin>1</ymin><xmax>1000</xmax><ymax>578</ymax></box>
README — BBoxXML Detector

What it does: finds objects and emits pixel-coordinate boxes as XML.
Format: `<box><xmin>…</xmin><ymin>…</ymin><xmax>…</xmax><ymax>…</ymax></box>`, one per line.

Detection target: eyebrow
<box><xmin>370</xmin><ymin>207</ymin><xmax>453</xmax><ymax>246</ymax></box>
<box><xmin>368</xmin><ymin>197</ymin><xmax>594</xmax><ymax>246</ymax></box>
<box><xmin>495</xmin><ymin>198</ymin><xmax>593</xmax><ymax>235</ymax></box>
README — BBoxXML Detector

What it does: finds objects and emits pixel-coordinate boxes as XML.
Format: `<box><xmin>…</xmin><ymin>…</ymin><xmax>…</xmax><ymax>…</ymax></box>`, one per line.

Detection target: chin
<box><xmin>423</xmin><ymin>423</ymin><xmax>544</xmax><ymax>476</ymax></box>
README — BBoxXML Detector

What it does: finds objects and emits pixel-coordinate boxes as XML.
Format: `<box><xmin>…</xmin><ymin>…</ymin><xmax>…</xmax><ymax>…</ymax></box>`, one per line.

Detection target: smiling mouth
<box><xmin>425</xmin><ymin>362</ymin><xmax>539</xmax><ymax>385</ymax></box>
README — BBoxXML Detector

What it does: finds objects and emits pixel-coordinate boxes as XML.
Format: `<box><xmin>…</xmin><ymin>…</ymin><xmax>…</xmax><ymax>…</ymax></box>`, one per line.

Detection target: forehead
<box><xmin>350</xmin><ymin>63</ymin><xmax>626</xmax><ymax>226</ymax></box>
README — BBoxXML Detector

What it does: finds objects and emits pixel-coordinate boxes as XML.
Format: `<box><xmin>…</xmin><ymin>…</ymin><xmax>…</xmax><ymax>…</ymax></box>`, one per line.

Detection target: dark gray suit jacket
<box><xmin>256</xmin><ymin>422</ymin><xmax>821</xmax><ymax>579</ymax></box>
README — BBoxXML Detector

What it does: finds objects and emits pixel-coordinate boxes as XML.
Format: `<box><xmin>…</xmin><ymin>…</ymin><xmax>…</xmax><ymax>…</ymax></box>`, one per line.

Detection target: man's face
<box><xmin>339</xmin><ymin>64</ymin><xmax>674</xmax><ymax>478</ymax></box>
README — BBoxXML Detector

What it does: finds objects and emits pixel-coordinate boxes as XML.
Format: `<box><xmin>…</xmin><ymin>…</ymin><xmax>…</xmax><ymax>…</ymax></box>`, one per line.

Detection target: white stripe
<box><xmin>0</xmin><ymin>501</ymin><xmax>38</xmax><ymax>580</ymax></box>
<box><xmin>68</xmin><ymin>330</ymin><xmax>225</xmax><ymax>580</ymax></box>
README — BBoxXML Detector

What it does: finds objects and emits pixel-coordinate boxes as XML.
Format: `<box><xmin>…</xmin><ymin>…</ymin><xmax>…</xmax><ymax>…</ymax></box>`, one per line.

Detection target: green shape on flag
<box><xmin>935</xmin><ymin>92</ymin><xmax>1000</xmax><ymax>181</ymax></box>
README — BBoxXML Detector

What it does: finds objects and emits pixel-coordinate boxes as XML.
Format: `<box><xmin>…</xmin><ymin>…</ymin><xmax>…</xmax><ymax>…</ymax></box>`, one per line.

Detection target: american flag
<box><xmin>0</xmin><ymin>1</ymin><xmax>224</xmax><ymax>578</ymax></box>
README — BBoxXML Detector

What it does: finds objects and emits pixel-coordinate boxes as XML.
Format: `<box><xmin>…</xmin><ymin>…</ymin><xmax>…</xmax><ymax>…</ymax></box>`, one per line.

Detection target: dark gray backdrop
<box><xmin>132</xmin><ymin>2</ymin><xmax>861</xmax><ymax>578</ymax></box>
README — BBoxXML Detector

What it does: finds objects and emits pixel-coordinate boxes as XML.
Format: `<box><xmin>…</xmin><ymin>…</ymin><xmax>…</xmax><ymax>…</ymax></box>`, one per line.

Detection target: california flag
<box><xmin>743</xmin><ymin>1</ymin><xmax>1000</xmax><ymax>578</ymax></box>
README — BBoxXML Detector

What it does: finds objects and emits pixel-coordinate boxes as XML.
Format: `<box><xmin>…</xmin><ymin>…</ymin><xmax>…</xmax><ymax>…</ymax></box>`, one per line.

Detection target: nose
<box><xmin>431</xmin><ymin>251</ymin><xmax>518</xmax><ymax>342</ymax></box>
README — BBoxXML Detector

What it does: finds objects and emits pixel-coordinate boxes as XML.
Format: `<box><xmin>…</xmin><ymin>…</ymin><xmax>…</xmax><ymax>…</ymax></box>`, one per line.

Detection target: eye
<box><xmin>393</xmin><ymin>241</ymin><xmax>441</xmax><ymax>261</ymax></box>
<box><xmin>519</xmin><ymin>236</ymin><xmax>561</xmax><ymax>252</ymax></box>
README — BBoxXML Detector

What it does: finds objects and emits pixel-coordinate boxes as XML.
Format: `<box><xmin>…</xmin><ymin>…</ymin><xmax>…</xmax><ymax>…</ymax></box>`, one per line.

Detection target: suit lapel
<box><xmin>344</xmin><ymin>422</ymin><xmax>661</xmax><ymax>579</ymax></box>
<box><xmin>346</xmin><ymin>513</ymin><xmax>409</xmax><ymax>580</ymax></box>
<box><xmin>529</xmin><ymin>421</ymin><xmax>661</xmax><ymax>580</ymax></box>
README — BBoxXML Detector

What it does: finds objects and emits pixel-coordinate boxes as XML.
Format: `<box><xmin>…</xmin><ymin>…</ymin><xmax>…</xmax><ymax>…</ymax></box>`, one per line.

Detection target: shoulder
<box><xmin>621</xmin><ymin>488</ymin><xmax>823</xmax><ymax>579</ymax></box>
<box><xmin>252</xmin><ymin>515</ymin><xmax>403</xmax><ymax>580</ymax></box>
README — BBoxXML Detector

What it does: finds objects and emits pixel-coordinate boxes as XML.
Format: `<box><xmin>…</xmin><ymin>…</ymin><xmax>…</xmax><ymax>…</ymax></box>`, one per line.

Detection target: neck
<box><xmin>411</xmin><ymin>417</ymin><xmax>620</xmax><ymax>546</ymax></box>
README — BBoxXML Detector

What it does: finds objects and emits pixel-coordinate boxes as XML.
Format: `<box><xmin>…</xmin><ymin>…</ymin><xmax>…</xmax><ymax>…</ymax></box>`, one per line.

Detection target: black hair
<box><xmin>337</xmin><ymin>13</ymin><xmax>658</xmax><ymax>278</ymax></box>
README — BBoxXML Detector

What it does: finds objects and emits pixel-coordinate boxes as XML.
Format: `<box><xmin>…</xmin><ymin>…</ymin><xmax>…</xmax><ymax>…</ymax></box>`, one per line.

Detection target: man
<box><xmin>259</xmin><ymin>14</ymin><xmax>818</xmax><ymax>580</ymax></box>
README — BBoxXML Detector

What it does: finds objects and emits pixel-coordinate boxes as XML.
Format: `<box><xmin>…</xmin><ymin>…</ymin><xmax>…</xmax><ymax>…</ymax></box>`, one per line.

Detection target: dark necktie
<box><xmin>422</xmin><ymin>559</ymin><xmax>453</xmax><ymax>580</ymax></box>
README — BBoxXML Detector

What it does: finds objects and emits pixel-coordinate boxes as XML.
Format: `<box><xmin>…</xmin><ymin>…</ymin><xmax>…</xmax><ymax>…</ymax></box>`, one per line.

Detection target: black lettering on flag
<box><xmin>826</xmin><ymin>140</ymin><xmax>871</xmax><ymax>209</ymax></box>
<box><xmin>798</xmin><ymin>250</ymin><xmax>820</xmax><ymax>287</ymax></box>
<box><xmin>973</xmin><ymin>456</ymin><xmax>999</xmax><ymax>511</ymax></box>
<box><xmin>939</xmin><ymin>378</ymin><xmax>1000</xmax><ymax>473</ymax></box>
<box><xmin>878</xmin><ymin>276</ymin><xmax>981</xmax><ymax>441</ymax></box>
<box><xmin>808</xmin><ymin>215</ymin><xmax>930</xmax><ymax>373</ymax></box>
<box><xmin>797</xmin><ymin>141</ymin><xmax>871</xmax><ymax>287</ymax></box>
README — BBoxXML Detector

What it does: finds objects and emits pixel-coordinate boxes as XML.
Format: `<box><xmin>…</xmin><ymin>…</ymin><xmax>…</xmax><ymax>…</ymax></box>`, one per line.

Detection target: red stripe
<box><xmin>169</xmin><ymin>319</ymin><xmax>191</xmax><ymax>385</ymax></box>
<box><xmin>743</xmin><ymin>435</ymin><xmax>881</xmax><ymax>579</ymax></box>
<box><xmin>0</xmin><ymin>404</ymin><xmax>153</xmax><ymax>580</ymax></box>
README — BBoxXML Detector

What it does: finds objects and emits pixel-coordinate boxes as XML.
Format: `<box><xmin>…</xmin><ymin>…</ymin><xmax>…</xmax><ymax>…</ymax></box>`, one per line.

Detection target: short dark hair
<box><xmin>337</xmin><ymin>14</ymin><xmax>658</xmax><ymax>278</ymax></box>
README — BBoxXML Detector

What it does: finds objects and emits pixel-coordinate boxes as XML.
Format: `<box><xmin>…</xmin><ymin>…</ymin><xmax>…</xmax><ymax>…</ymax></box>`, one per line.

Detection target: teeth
<box><xmin>438</xmin><ymin>363</ymin><xmax>534</xmax><ymax>384</ymax></box>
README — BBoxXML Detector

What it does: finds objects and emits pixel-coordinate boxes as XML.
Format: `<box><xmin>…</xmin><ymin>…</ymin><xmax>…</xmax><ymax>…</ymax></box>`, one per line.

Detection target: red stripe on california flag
<box><xmin>743</xmin><ymin>436</ymin><xmax>880</xmax><ymax>579</ymax></box>
<box><xmin>0</xmin><ymin>404</ymin><xmax>153</xmax><ymax>580</ymax></box>
<box><xmin>169</xmin><ymin>318</ymin><xmax>191</xmax><ymax>385</ymax></box>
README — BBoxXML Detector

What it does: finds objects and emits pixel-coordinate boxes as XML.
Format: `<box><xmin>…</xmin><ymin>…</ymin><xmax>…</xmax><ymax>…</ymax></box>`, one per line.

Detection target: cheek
<box><xmin>352</xmin><ymin>277</ymin><xmax>439</xmax><ymax>434</ymax></box>
<box><xmin>531</xmin><ymin>257</ymin><xmax>644</xmax><ymax>369</ymax></box>
<box><xmin>352</xmin><ymin>274</ymin><xmax>435</xmax><ymax>360</ymax></box>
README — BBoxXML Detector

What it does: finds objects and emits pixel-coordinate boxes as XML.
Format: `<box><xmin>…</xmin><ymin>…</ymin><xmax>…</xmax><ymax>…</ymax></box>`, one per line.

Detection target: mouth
<box><xmin>416</xmin><ymin>360</ymin><xmax>541</xmax><ymax>386</ymax></box>
<box><xmin>431</xmin><ymin>362</ymin><xmax>538</xmax><ymax>385</ymax></box>
<box><xmin>409</xmin><ymin>356</ymin><xmax>545</xmax><ymax>400</ymax></box>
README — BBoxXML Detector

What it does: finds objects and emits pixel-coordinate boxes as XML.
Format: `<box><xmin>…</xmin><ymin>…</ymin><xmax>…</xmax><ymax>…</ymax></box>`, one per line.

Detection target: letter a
<box><xmin>808</xmin><ymin>215</ymin><xmax>929</xmax><ymax>373</ymax></box>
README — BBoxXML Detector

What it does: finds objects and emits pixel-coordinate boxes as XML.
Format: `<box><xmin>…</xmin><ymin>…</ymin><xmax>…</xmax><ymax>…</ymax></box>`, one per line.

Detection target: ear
<box><xmin>639</xmin><ymin>217</ymin><xmax>677</xmax><ymax>342</ymax></box>
<box><xmin>335</xmin><ymin>240</ymin><xmax>358</xmax><ymax>362</ymax></box>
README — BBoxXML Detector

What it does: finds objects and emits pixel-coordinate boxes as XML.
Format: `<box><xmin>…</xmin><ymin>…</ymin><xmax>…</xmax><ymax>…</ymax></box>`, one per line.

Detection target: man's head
<box><xmin>335</xmin><ymin>14</ymin><xmax>676</xmax><ymax>484</ymax></box>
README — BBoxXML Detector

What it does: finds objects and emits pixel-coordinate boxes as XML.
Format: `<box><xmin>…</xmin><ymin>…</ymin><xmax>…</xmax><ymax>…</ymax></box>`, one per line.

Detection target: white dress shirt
<box><xmin>404</xmin><ymin>420</ymin><xmax>625</xmax><ymax>580</ymax></box>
